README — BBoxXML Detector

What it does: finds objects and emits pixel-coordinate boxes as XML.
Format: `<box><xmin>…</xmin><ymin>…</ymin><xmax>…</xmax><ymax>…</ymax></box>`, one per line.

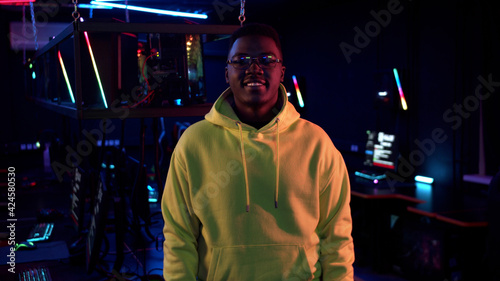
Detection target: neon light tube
<box><xmin>89</xmin><ymin>1</ymin><xmax>208</xmax><ymax>19</ymax></box>
<box><xmin>292</xmin><ymin>75</ymin><xmax>304</xmax><ymax>108</ymax></box>
<box><xmin>0</xmin><ymin>0</ymin><xmax>35</xmax><ymax>4</ymax></box>
<box><xmin>78</xmin><ymin>4</ymin><xmax>113</xmax><ymax>9</ymax></box>
<box><xmin>393</xmin><ymin>68</ymin><xmax>407</xmax><ymax>110</ymax></box>
<box><xmin>415</xmin><ymin>175</ymin><xmax>434</xmax><ymax>184</ymax></box>
<box><xmin>58</xmin><ymin>50</ymin><xmax>75</xmax><ymax>103</ymax></box>
<box><xmin>84</xmin><ymin>31</ymin><xmax>108</xmax><ymax>108</ymax></box>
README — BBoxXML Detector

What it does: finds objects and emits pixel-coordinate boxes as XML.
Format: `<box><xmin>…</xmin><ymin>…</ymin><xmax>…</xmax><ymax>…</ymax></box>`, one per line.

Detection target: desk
<box><xmin>351</xmin><ymin>176</ymin><xmax>488</xmax><ymax>227</ymax></box>
<box><xmin>350</xmin><ymin>176</ymin><xmax>423</xmax><ymax>272</ymax></box>
<box><xmin>350</xmin><ymin>176</ymin><xmax>424</xmax><ymax>203</ymax></box>
<box><xmin>350</xmin><ymin>175</ymin><xmax>489</xmax><ymax>279</ymax></box>
<box><xmin>404</xmin><ymin>186</ymin><xmax>488</xmax><ymax>280</ymax></box>
<box><xmin>406</xmin><ymin>183</ymin><xmax>488</xmax><ymax>228</ymax></box>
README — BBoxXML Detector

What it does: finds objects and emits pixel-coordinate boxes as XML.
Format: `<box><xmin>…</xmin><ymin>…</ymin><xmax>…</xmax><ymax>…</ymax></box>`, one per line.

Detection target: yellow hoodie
<box><xmin>162</xmin><ymin>84</ymin><xmax>354</xmax><ymax>280</ymax></box>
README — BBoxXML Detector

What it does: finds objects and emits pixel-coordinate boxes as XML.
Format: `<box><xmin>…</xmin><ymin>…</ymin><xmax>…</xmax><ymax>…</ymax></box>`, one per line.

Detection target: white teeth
<box><xmin>246</xmin><ymin>82</ymin><xmax>263</xmax><ymax>86</ymax></box>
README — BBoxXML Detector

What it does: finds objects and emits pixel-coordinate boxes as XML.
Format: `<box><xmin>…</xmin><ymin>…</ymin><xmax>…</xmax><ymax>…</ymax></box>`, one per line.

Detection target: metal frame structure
<box><xmin>28</xmin><ymin>21</ymin><xmax>239</xmax><ymax>119</ymax></box>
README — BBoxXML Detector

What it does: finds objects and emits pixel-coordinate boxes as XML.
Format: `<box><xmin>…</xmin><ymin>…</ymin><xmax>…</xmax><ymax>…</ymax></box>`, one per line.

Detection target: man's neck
<box><xmin>232</xmin><ymin>95</ymin><xmax>283</xmax><ymax>129</ymax></box>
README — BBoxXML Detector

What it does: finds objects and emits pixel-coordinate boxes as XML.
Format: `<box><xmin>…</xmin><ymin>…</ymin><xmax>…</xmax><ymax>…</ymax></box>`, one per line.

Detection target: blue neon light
<box><xmin>292</xmin><ymin>75</ymin><xmax>304</xmax><ymax>108</ymax></box>
<box><xmin>415</xmin><ymin>175</ymin><xmax>434</xmax><ymax>184</ymax></box>
<box><xmin>89</xmin><ymin>1</ymin><xmax>208</xmax><ymax>19</ymax></box>
<box><xmin>78</xmin><ymin>4</ymin><xmax>112</xmax><ymax>9</ymax></box>
<box><xmin>393</xmin><ymin>68</ymin><xmax>408</xmax><ymax>110</ymax></box>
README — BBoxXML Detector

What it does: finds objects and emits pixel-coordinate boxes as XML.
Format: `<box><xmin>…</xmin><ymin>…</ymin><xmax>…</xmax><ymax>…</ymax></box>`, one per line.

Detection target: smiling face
<box><xmin>225</xmin><ymin>35</ymin><xmax>285</xmax><ymax>114</ymax></box>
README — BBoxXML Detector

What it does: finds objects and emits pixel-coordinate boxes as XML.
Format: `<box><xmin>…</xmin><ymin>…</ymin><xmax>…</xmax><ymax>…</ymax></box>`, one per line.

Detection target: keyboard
<box><xmin>18</xmin><ymin>267</ymin><xmax>53</xmax><ymax>281</ymax></box>
<box><xmin>26</xmin><ymin>223</ymin><xmax>54</xmax><ymax>242</ymax></box>
<box><xmin>354</xmin><ymin>170</ymin><xmax>387</xmax><ymax>181</ymax></box>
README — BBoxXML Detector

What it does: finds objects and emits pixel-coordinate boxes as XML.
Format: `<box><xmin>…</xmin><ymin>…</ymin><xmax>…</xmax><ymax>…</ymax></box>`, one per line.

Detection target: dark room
<box><xmin>1</xmin><ymin>0</ymin><xmax>499</xmax><ymax>280</ymax></box>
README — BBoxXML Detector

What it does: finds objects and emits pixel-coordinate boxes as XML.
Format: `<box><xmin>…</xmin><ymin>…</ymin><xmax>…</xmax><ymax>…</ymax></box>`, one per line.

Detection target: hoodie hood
<box><xmin>205</xmin><ymin>83</ymin><xmax>300</xmax><ymax>133</ymax></box>
<box><xmin>205</xmin><ymin>83</ymin><xmax>300</xmax><ymax>212</ymax></box>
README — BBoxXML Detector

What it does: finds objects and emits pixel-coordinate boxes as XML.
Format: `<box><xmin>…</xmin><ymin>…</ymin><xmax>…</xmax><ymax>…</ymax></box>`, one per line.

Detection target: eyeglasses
<box><xmin>227</xmin><ymin>55</ymin><xmax>282</xmax><ymax>70</ymax></box>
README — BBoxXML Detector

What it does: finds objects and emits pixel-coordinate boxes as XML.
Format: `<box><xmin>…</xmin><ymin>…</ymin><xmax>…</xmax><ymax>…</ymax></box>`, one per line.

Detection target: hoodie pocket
<box><xmin>206</xmin><ymin>244</ymin><xmax>313</xmax><ymax>281</ymax></box>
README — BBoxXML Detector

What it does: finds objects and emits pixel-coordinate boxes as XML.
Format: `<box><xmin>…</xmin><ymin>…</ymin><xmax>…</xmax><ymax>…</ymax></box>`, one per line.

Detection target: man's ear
<box><xmin>225</xmin><ymin>67</ymin><xmax>229</xmax><ymax>83</ymax></box>
<box><xmin>280</xmin><ymin>66</ymin><xmax>286</xmax><ymax>83</ymax></box>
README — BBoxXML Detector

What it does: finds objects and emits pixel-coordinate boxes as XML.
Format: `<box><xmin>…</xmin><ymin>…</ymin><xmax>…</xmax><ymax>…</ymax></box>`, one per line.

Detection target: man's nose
<box><xmin>246</xmin><ymin>59</ymin><xmax>264</xmax><ymax>73</ymax></box>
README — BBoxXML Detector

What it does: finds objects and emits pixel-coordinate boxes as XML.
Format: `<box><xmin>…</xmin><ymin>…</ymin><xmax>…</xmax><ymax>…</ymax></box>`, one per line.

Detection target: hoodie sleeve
<box><xmin>317</xmin><ymin>151</ymin><xmax>355</xmax><ymax>280</ymax></box>
<box><xmin>162</xmin><ymin>151</ymin><xmax>200</xmax><ymax>281</ymax></box>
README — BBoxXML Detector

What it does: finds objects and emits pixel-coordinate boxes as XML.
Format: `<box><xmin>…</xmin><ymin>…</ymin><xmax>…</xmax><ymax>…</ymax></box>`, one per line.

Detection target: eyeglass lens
<box><xmin>230</xmin><ymin>55</ymin><xmax>278</xmax><ymax>69</ymax></box>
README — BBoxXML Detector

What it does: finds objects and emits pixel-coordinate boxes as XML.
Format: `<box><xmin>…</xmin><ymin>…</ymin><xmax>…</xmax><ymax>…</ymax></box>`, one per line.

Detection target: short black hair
<box><xmin>228</xmin><ymin>23</ymin><xmax>282</xmax><ymax>57</ymax></box>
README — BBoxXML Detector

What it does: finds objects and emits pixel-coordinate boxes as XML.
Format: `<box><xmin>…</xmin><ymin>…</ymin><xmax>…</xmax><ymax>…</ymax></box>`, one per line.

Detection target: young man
<box><xmin>162</xmin><ymin>23</ymin><xmax>354</xmax><ymax>280</ymax></box>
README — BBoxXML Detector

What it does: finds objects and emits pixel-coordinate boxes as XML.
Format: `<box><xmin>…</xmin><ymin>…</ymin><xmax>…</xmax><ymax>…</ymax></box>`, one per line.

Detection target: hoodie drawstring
<box><xmin>236</xmin><ymin>118</ymin><xmax>281</xmax><ymax>212</ymax></box>
<box><xmin>275</xmin><ymin>118</ymin><xmax>280</xmax><ymax>208</ymax></box>
<box><xmin>236</xmin><ymin>122</ymin><xmax>251</xmax><ymax>212</ymax></box>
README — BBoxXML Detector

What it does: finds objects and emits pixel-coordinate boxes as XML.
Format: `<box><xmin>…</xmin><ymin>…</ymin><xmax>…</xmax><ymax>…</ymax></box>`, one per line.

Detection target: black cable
<box><xmin>147</xmin><ymin>268</ymin><xmax>163</xmax><ymax>275</ymax></box>
<box><xmin>150</xmin><ymin>211</ymin><xmax>162</xmax><ymax>219</ymax></box>
<box><xmin>99</xmin><ymin>234</ymin><xmax>110</xmax><ymax>261</ymax></box>
<box><xmin>120</xmin><ymin>119</ymin><xmax>126</xmax><ymax>152</ymax></box>
<box><xmin>155</xmin><ymin>232</ymin><xmax>164</xmax><ymax>252</ymax></box>
<box><xmin>145</xmin><ymin>268</ymin><xmax>164</xmax><ymax>281</ymax></box>
<box><xmin>153</xmin><ymin>118</ymin><xmax>163</xmax><ymax>194</ymax></box>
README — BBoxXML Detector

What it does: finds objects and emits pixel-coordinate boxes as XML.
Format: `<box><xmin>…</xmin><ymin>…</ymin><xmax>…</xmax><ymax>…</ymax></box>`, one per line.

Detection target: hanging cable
<box><xmin>22</xmin><ymin>5</ymin><xmax>26</xmax><ymax>64</ymax></box>
<box><xmin>29</xmin><ymin>2</ymin><xmax>38</xmax><ymax>51</ymax></box>
<box><xmin>125</xmin><ymin>0</ymin><xmax>130</xmax><ymax>22</ymax></box>
<box><xmin>239</xmin><ymin>0</ymin><xmax>246</xmax><ymax>26</ymax></box>
<box><xmin>72</xmin><ymin>0</ymin><xmax>80</xmax><ymax>22</ymax></box>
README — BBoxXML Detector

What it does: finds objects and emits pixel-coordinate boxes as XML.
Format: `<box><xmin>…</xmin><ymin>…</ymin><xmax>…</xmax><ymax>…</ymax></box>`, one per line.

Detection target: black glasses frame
<box><xmin>227</xmin><ymin>55</ymin><xmax>282</xmax><ymax>69</ymax></box>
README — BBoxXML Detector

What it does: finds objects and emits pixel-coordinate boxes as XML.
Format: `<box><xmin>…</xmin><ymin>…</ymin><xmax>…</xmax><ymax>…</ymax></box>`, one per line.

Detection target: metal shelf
<box><xmin>28</xmin><ymin>21</ymin><xmax>237</xmax><ymax>120</ymax></box>
<box><xmin>29</xmin><ymin>97</ymin><xmax>212</xmax><ymax>119</ymax></box>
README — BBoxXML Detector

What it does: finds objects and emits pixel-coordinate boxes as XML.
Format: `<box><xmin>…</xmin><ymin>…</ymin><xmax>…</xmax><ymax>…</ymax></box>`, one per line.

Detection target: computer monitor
<box><xmin>363</xmin><ymin>130</ymin><xmax>399</xmax><ymax>172</ymax></box>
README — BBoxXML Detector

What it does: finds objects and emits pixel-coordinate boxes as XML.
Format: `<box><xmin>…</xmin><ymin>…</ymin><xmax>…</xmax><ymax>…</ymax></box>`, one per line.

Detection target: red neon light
<box><xmin>0</xmin><ymin>0</ymin><xmax>35</xmax><ymax>5</ymax></box>
<box><xmin>373</xmin><ymin>162</ymin><xmax>395</xmax><ymax>170</ymax></box>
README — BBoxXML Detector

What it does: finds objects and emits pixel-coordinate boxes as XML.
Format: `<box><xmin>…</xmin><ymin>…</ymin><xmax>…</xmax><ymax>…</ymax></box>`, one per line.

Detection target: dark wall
<box><xmin>1</xmin><ymin>0</ymin><xmax>499</xmax><ymax>185</ymax></box>
<box><xmin>0</xmin><ymin>8</ymin><xmax>64</xmax><ymax>145</ymax></box>
<box><xmin>270</xmin><ymin>0</ymin><xmax>500</xmax><ymax>185</ymax></box>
